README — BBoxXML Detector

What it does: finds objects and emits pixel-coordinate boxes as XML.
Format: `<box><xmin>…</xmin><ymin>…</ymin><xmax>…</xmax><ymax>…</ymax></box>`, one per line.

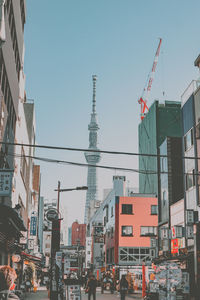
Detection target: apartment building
<box><xmin>0</xmin><ymin>0</ymin><xmax>27</xmax><ymax>265</ymax></box>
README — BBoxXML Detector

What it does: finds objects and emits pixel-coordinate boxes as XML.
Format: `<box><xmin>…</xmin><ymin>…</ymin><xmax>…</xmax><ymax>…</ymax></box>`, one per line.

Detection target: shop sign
<box><xmin>64</xmin><ymin>258</ymin><xmax>70</xmax><ymax>275</ymax></box>
<box><xmin>28</xmin><ymin>239</ymin><xmax>34</xmax><ymax>250</ymax></box>
<box><xmin>0</xmin><ymin>170</ymin><xmax>13</xmax><ymax>196</ymax></box>
<box><xmin>19</xmin><ymin>231</ymin><xmax>27</xmax><ymax>245</ymax></box>
<box><xmin>46</xmin><ymin>208</ymin><xmax>58</xmax><ymax>222</ymax></box>
<box><xmin>30</xmin><ymin>216</ymin><xmax>37</xmax><ymax>236</ymax></box>
<box><xmin>171</xmin><ymin>239</ymin><xmax>179</xmax><ymax>254</ymax></box>
<box><xmin>12</xmin><ymin>254</ymin><xmax>21</xmax><ymax>263</ymax></box>
<box><xmin>67</xmin><ymin>285</ymin><xmax>81</xmax><ymax>300</ymax></box>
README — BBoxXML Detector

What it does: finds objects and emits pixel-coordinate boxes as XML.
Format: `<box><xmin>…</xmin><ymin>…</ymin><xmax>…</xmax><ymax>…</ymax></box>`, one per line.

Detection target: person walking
<box><xmin>119</xmin><ymin>275</ymin><xmax>129</xmax><ymax>300</ymax></box>
<box><xmin>86</xmin><ymin>275</ymin><xmax>97</xmax><ymax>300</ymax></box>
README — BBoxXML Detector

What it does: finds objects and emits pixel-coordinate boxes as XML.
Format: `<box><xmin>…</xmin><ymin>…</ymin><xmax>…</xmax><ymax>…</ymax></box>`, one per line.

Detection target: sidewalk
<box><xmin>25</xmin><ymin>287</ymin><xmax>49</xmax><ymax>300</ymax></box>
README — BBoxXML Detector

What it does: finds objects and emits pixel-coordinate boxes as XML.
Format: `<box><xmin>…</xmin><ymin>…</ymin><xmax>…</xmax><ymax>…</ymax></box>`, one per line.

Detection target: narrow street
<box><xmin>82</xmin><ymin>289</ymin><xmax>142</xmax><ymax>300</ymax></box>
<box><xmin>24</xmin><ymin>287</ymin><xmax>142</xmax><ymax>300</ymax></box>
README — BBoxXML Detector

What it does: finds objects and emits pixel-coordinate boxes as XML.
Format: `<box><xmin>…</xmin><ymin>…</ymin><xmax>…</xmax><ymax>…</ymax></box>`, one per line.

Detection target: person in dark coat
<box><xmin>87</xmin><ymin>275</ymin><xmax>97</xmax><ymax>300</ymax></box>
<box><xmin>119</xmin><ymin>275</ymin><xmax>129</xmax><ymax>300</ymax></box>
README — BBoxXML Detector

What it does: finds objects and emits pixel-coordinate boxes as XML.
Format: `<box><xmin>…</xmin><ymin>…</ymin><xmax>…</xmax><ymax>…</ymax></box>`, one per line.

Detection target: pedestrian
<box><xmin>119</xmin><ymin>275</ymin><xmax>128</xmax><ymax>300</ymax></box>
<box><xmin>0</xmin><ymin>265</ymin><xmax>19</xmax><ymax>299</ymax></box>
<box><xmin>86</xmin><ymin>275</ymin><xmax>97</xmax><ymax>300</ymax></box>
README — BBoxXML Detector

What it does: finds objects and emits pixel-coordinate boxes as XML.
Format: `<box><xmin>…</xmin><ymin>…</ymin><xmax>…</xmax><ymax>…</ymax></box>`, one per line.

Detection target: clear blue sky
<box><xmin>24</xmin><ymin>0</ymin><xmax>200</xmax><ymax>227</ymax></box>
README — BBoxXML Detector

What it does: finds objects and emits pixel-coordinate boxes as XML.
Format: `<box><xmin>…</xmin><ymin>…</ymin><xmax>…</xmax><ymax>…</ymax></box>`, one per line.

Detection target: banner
<box><xmin>30</xmin><ymin>216</ymin><xmax>37</xmax><ymax>235</ymax></box>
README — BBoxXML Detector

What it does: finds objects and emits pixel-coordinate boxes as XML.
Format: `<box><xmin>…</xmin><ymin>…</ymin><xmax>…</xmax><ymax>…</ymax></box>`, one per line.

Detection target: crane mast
<box><xmin>138</xmin><ymin>38</ymin><xmax>162</xmax><ymax>120</ymax></box>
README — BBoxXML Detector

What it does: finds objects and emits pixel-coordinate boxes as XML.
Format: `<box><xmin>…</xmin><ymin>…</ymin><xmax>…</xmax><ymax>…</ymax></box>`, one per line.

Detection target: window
<box><xmin>111</xmin><ymin>206</ymin><xmax>113</xmax><ymax>217</ymax></box>
<box><xmin>151</xmin><ymin>205</ymin><xmax>158</xmax><ymax>215</ymax></box>
<box><xmin>184</xmin><ymin>129</ymin><xmax>194</xmax><ymax>151</ymax></box>
<box><xmin>20</xmin><ymin>147</ymin><xmax>27</xmax><ymax>182</ymax></box>
<box><xmin>140</xmin><ymin>226</ymin><xmax>157</xmax><ymax>236</ymax></box>
<box><xmin>122</xmin><ymin>226</ymin><xmax>133</xmax><ymax>236</ymax></box>
<box><xmin>186</xmin><ymin>170</ymin><xmax>195</xmax><ymax>190</ymax></box>
<box><xmin>119</xmin><ymin>248</ymin><xmax>150</xmax><ymax>263</ymax></box>
<box><xmin>150</xmin><ymin>238</ymin><xmax>157</xmax><ymax>248</ymax></box>
<box><xmin>162</xmin><ymin>190</ymin><xmax>167</xmax><ymax>206</ymax></box>
<box><xmin>122</xmin><ymin>204</ymin><xmax>133</xmax><ymax>214</ymax></box>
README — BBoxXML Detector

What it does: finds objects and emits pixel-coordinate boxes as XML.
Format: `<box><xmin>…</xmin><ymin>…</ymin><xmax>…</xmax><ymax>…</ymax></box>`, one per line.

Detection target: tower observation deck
<box><xmin>84</xmin><ymin>75</ymin><xmax>101</xmax><ymax>224</ymax></box>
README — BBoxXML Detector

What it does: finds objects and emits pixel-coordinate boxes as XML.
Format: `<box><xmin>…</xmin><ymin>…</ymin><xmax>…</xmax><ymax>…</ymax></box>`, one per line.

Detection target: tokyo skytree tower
<box><xmin>84</xmin><ymin>75</ymin><xmax>101</xmax><ymax>224</ymax></box>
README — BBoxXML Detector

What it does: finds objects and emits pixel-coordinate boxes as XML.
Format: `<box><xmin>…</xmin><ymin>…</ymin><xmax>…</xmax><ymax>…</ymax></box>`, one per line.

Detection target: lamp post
<box><xmin>50</xmin><ymin>182</ymin><xmax>88</xmax><ymax>300</ymax></box>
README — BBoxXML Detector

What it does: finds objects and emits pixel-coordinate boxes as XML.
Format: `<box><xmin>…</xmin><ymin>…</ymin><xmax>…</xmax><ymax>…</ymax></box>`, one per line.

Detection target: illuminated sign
<box><xmin>171</xmin><ymin>239</ymin><xmax>178</xmax><ymax>254</ymax></box>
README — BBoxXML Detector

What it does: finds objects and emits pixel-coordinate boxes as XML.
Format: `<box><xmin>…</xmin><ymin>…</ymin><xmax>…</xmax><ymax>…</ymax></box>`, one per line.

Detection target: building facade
<box><xmin>158</xmin><ymin>137</ymin><xmax>184</xmax><ymax>254</ymax></box>
<box><xmin>104</xmin><ymin>194</ymin><xmax>158</xmax><ymax>267</ymax></box>
<box><xmin>139</xmin><ymin>100</ymin><xmax>182</xmax><ymax>195</ymax></box>
<box><xmin>71</xmin><ymin>221</ymin><xmax>86</xmax><ymax>247</ymax></box>
<box><xmin>0</xmin><ymin>0</ymin><xmax>28</xmax><ymax>266</ymax></box>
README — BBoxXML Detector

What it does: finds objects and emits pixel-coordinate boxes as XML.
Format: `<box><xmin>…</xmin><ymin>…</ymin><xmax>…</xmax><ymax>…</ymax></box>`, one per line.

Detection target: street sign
<box><xmin>46</xmin><ymin>208</ymin><xmax>59</xmax><ymax>222</ymax></box>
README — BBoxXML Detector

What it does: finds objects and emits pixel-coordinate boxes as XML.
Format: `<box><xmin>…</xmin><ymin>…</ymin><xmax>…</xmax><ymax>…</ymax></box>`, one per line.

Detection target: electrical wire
<box><xmin>6</xmin><ymin>151</ymin><xmax>199</xmax><ymax>176</ymax></box>
<box><xmin>0</xmin><ymin>141</ymin><xmax>199</xmax><ymax>160</ymax></box>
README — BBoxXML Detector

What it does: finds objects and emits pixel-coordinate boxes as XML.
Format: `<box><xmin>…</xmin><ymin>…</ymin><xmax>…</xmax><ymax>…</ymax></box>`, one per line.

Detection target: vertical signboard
<box><xmin>0</xmin><ymin>170</ymin><xmax>13</xmax><ymax>196</ymax></box>
<box><xmin>30</xmin><ymin>216</ymin><xmax>37</xmax><ymax>236</ymax></box>
<box><xmin>64</xmin><ymin>258</ymin><xmax>70</xmax><ymax>275</ymax></box>
<box><xmin>67</xmin><ymin>285</ymin><xmax>81</xmax><ymax>300</ymax></box>
<box><xmin>50</xmin><ymin>219</ymin><xmax>60</xmax><ymax>300</ymax></box>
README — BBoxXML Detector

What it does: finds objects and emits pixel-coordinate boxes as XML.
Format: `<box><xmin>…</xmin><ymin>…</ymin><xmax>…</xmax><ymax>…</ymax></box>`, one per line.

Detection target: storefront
<box><xmin>21</xmin><ymin>252</ymin><xmax>42</xmax><ymax>288</ymax></box>
<box><xmin>153</xmin><ymin>253</ymin><xmax>192</xmax><ymax>300</ymax></box>
<box><xmin>0</xmin><ymin>204</ymin><xmax>26</xmax><ymax>266</ymax></box>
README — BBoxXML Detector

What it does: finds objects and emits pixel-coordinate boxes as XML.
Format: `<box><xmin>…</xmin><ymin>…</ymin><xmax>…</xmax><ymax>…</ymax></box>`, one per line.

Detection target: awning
<box><xmin>21</xmin><ymin>251</ymin><xmax>42</xmax><ymax>263</ymax></box>
<box><xmin>153</xmin><ymin>252</ymin><xmax>193</xmax><ymax>264</ymax></box>
<box><xmin>0</xmin><ymin>204</ymin><xmax>26</xmax><ymax>232</ymax></box>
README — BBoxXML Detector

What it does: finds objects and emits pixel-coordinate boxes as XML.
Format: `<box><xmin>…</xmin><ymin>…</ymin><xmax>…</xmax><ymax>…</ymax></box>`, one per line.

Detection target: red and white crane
<box><xmin>138</xmin><ymin>38</ymin><xmax>162</xmax><ymax>120</ymax></box>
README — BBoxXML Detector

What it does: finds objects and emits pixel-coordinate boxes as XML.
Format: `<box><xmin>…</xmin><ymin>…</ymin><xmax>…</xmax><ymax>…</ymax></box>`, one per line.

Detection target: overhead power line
<box><xmin>7</xmin><ymin>151</ymin><xmax>200</xmax><ymax>176</ymax></box>
<box><xmin>0</xmin><ymin>141</ymin><xmax>200</xmax><ymax>160</ymax></box>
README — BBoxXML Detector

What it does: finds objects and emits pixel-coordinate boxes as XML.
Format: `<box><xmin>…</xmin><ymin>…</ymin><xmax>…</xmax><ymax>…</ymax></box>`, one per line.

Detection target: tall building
<box><xmin>0</xmin><ymin>0</ymin><xmax>27</xmax><ymax>265</ymax></box>
<box><xmin>139</xmin><ymin>100</ymin><xmax>182</xmax><ymax>195</ymax></box>
<box><xmin>84</xmin><ymin>75</ymin><xmax>101</xmax><ymax>224</ymax></box>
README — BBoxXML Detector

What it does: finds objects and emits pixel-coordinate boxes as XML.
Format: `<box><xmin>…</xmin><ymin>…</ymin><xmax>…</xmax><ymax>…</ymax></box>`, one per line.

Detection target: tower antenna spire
<box><xmin>92</xmin><ymin>75</ymin><xmax>97</xmax><ymax>113</ymax></box>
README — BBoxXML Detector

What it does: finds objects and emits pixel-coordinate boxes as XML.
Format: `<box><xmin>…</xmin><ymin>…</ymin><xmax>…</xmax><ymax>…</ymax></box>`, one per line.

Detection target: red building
<box><xmin>71</xmin><ymin>221</ymin><xmax>86</xmax><ymax>247</ymax></box>
<box><xmin>104</xmin><ymin>194</ymin><xmax>158</xmax><ymax>266</ymax></box>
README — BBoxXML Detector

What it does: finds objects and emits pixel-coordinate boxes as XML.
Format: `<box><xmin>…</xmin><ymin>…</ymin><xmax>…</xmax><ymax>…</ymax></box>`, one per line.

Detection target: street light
<box><xmin>54</xmin><ymin>182</ymin><xmax>88</xmax><ymax>213</ymax></box>
<box><xmin>50</xmin><ymin>182</ymin><xmax>88</xmax><ymax>300</ymax></box>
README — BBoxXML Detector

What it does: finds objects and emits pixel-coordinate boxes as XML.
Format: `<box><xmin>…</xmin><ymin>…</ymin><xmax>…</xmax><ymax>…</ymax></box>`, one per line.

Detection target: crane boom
<box><xmin>138</xmin><ymin>38</ymin><xmax>162</xmax><ymax>120</ymax></box>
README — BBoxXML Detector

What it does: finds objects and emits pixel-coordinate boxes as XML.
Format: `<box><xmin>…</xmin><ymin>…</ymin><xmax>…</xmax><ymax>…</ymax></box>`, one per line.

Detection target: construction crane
<box><xmin>138</xmin><ymin>38</ymin><xmax>162</xmax><ymax>120</ymax></box>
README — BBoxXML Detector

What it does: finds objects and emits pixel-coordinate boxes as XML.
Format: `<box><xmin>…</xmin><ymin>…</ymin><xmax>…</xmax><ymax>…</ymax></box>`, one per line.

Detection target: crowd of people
<box><xmin>0</xmin><ymin>264</ymin><xmax>132</xmax><ymax>300</ymax></box>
